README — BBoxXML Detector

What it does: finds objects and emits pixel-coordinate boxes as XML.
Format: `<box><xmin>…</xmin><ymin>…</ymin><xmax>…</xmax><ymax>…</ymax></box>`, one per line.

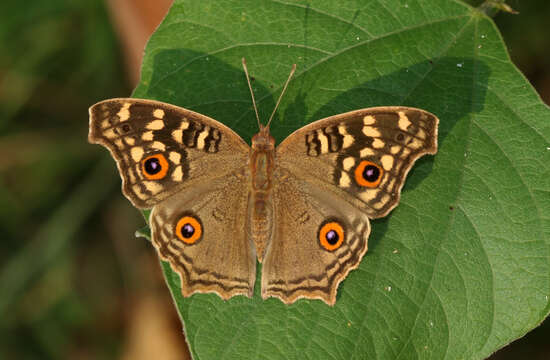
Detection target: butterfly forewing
<box><xmin>276</xmin><ymin>107</ymin><xmax>438</xmax><ymax>219</ymax></box>
<box><xmin>88</xmin><ymin>98</ymin><xmax>249</xmax><ymax>208</ymax></box>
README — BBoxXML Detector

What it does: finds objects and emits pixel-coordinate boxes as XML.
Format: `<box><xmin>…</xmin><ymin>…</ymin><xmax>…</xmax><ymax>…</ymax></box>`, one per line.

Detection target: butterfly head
<box><xmin>251</xmin><ymin>124</ymin><xmax>275</xmax><ymax>151</ymax></box>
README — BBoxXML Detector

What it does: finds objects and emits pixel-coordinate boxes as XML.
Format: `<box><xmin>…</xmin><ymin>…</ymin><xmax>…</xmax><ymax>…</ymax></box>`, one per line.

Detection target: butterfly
<box><xmin>88</xmin><ymin>59</ymin><xmax>438</xmax><ymax>305</ymax></box>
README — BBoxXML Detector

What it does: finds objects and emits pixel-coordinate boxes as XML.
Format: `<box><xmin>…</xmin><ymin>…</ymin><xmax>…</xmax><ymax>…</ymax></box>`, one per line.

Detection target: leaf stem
<box><xmin>478</xmin><ymin>0</ymin><xmax>518</xmax><ymax>17</ymax></box>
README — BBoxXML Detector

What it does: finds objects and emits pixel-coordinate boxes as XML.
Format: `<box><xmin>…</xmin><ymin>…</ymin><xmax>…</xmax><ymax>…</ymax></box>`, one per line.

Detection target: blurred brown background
<box><xmin>0</xmin><ymin>0</ymin><xmax>548</xmax><ymax>359</ymax></box>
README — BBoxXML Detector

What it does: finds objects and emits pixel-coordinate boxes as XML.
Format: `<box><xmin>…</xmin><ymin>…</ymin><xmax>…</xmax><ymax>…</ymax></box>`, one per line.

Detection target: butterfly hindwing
<box><xmin>150</xmin><ymin>168</ymin><xmax>256</xmax><ymax>299</ymax></box>
<box><xmin>262</xmin><ymin>170</ymin><xmax>371</xmax><ymax>305</ymax></box>
<box><xmin>88</xmin><ymin>98</ymin><xmax>249</xmax><ymax>208</ymax></box>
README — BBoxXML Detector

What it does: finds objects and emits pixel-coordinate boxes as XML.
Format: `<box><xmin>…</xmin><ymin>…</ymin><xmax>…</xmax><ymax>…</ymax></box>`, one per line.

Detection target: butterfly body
<box><xmin>89</xmin><ymin>83</ymin><xmax>438</xmax><ymax>306</ymax></box>
<box><xmin>249</xmin><ymin>126</ymin><xmax>276</xmax><ymax>261</ymax></box>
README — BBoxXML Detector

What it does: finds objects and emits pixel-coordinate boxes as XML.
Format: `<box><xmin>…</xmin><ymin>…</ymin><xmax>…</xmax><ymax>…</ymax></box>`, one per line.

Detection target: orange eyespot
<box><xmin>175</xmin><ymin>215</ymin><xmax>202</xmax><ymax>245</ymax></box>
<box><xmin>319</xmin><ymin>221</ymin><xmax>345</xmax><ymax>251</ymax></box>
<box><xmin>354</xmin><ymin>160</ymin><xmax>383</xmax><ymax>188</ymax></box>
<box><xmin>141</xmin><ymin>154</ymin><xmax>169</xmax><ymax>180</ymax></box>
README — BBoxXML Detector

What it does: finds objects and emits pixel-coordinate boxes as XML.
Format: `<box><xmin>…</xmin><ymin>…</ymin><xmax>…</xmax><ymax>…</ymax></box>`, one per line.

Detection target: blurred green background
<box><xmin>0</xmin><ymin>0</ymin><xmax>548</xmax><ymax>359</ymax></box>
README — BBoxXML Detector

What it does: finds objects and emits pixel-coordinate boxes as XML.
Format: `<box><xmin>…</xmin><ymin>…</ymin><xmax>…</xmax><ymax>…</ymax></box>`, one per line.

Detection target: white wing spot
<box><xmin>363</xmin><ymin>126</ymin><xmax>381</xmax><ymax>137</ymax></box>
<box><xmin>387</xmin><ymin>178</ymin><xmax>397</xmax><ymax>192</ymax></box>
<box><xmin>374</xmin><ymin>194</ymin><xmax>390</xmax><ymax>209</ymax></box>
<box><xmin>131</xmin><ymin>147</ymin><xmax>144</xmax><ymax>162</ymax></box>
<box><xmin>342</xmin><ymin>157</ymin><xmax>356</xmax><ymax>170</ymax></box>
<box><xmin>153</xmin><ymin>109</ymin><xmax>165</xmax><ymax>119</ymax></box>
<box><xmin>172</xmin><ymin>129</ymin><xmax>182</xmax><ymax>143</ymax></box>
<box><xmin>339</xmin><ymin>172</ymin><xmax>351</xmax><ymax>188</ymax></box>
<box><xmin>338</xmin><ymin>125</ymin><xmax>354</xmax><ymax>148</ymax></box>
<box><xmin>197</xmin><ymin>129</ymin><xmax>209</xmax><ymax>150</ymax></box>
<box><xmin>132</xmin><ymin>184</ymin><xmax>148</xmax><ymax>200</ymax></box>
<box><xmin>169</xmin><ymin>152</ymin><xmax>181</xmax><ymax>164</ymax></box>
<box><xmin>408</xmin><ymin>138</ymin><xmax>423</xmax><ymax>150</ymax></box>
<box><xmin>143</xmin><ymin>181</ymin><xmax>163</xmax><ymax>194</ymax></box>
<box><xmin>360</xmin><ymin>148</ymin><xmax>375</xmax><ymax>157</ymax></box>
<box><xmin>103</xmin><ymin>129</ymin><xmax>117</xmax><ymax>139</ymax></box>
<box><xmin>146</xmin><ymin>120</ymin><xmax>164</xmax><ymax>130</ymax></box>
<box><xmin>171</xmin><ymin>166</ymin><xmax>183</xmax><ymax>181</ymax></box>
<box><xmin>117</xmin><ymin>102</ymin><xmax>131</xmax><ymax>122</ymax></box>
<box><xmin>151</xmin><ymin>141</ymin><xmax>166</xmax><ymax>151</ymax></box>
<box><xmin>124</xmin><ymin>137</ymin><xmax>135</xmax><ymax>146</ymax></box>
<box><xmin>142</xmin><ymin>131</ymin><xmax>154</xmax><ymax>141</ymax></box>
<box><xmin>381</xmin><ymin>155</ymin><xmax>394</xmax><ymax>171</ymax></box>
<box><xmin>398</xmin><ymin>111</ymin><xmax>411</xmax><ymax>131</ymax></box>
<box><xmin>134</xmin><ymin>164</ymin><xmax>142</xmax><ymax>179</ymax></box>
<box><xmin>359</xmin><ymin>189</ymin><xmax>378</xmax><ymax>202</ymax></box>
<box><xmin>127</xmin><ymin>168</ymin><xmax>136</xmax><ymax>184</ymax></box>
<box><xmin>317</xmin><ymin>130</ymin><xmax>329</xmax><ymax>153</ymax></box>
<box><xmin>343</xmin><ymin>135</ymin><xmax>354</xmax><ymax>148</ymax></box>
<box><xmin>372</xmin><ymin>139</ymin><xmax>385</xmax><ymax>148</ymax></box>
<box><xmin>363</xmin><ymin>115</ymin><xmax>376</xmax><ymax>125</ymax></box>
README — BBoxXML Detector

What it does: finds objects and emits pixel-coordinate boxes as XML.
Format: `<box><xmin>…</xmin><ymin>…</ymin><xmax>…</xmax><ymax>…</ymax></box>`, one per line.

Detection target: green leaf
<box><xmin>132</xmin><ymin>0</ymin><xmax>550</xmax><ymax>359</ymax></box>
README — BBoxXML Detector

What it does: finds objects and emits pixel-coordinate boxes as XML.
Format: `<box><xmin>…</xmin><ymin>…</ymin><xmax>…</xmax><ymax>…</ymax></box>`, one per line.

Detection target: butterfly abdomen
<box><xmin>247</xmin><ymin>192</ymin><xmax>273</xmax><ymax>262</ymax></box>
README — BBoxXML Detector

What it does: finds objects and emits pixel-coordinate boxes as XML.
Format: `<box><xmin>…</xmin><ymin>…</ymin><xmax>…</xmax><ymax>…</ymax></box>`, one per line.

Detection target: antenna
<box><xmin>241</xmin><ymin>58</ymin><xmax>297</xmax><ymax>130</ymax></box>
<box><xmin>266</xmin><ymin>63</ymin><xmax>296</xmax><ymax>129</ymax></box>
<box><xmin>241</xmin><ymin>58</ymin><xmax>261</xmax><ymax>130</ymax></box>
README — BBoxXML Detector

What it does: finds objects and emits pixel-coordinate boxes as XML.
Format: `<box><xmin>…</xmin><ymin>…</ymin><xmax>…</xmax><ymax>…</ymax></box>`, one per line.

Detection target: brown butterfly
<box><xmin>88</xmin><ymin>59</ymin><xmax>438</xmax><ymax>305</ymax></box>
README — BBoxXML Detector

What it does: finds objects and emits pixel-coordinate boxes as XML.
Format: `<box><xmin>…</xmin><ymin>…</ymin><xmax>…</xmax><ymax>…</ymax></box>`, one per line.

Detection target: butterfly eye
<box><xmin>354</xmin><ymin>160</ymin><xmax>384</xmax><ymax>188</ymax></box>
<box><xmin>175</xmin><ymin>215</ymin><xmax>203</xmax><ymax>245</ymax></box>
<box><xmin>141</xmin><ymin>154</ymin><xmax>169</xmax><ymax>180</ymax></box>
<box><xmin>318</xmin><ymin>221</ymin><xmax>345</xmax><ymax>251</ymax></box>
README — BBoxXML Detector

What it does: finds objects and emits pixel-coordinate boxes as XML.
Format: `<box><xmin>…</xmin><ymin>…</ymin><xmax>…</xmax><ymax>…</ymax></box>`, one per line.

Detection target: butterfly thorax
<box><xmin>248</xmin><ymin>126</ymin><xmax>276</xmax><ymax>262</ymax></box>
